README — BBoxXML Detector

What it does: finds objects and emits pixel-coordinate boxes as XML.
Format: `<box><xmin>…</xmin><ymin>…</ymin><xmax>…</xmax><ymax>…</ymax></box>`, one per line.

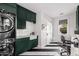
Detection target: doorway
<box><xmin>41</xmin><ymin>19</ymin><xmax>53</xmax><ymax>47</ymax></box>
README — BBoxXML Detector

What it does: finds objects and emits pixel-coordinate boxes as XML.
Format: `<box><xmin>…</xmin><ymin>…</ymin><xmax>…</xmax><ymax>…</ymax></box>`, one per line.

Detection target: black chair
<box><xmin>60</xmin><ymin>35</ymin><xmax>71</xmax><ymax>56</ymax></box>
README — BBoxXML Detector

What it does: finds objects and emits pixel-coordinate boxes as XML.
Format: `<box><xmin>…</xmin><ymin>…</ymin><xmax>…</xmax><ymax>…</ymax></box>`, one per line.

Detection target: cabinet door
<box><xmin>17</xmin><ymin>19</ymin><xmax>26</xmax><ymax>29</ymax></box>
<box><xmin>76</xmin><ymin>6</ymin><xmax>79</xmax><ymax>30</ymax></box>
<box><xmin>31</xmin><ymin>12</ymin><xmax>36</xmax><ymax>23</ymax></box>
<box><xmin>17</xmin><ymin>5</ymin><xmax>24</xmax><ymax>20</ymax></box>
<box><xmin>17</xmin><ymin>5</ymin><xmax>21</xmax><ymax>29</ymax></box>
<box><xmin>17</xmin><ymin>5</ymin><xmax>26</xmax><ymax>29</ymax></box>
<box><xmin>75</xmin><ymin>6</ymin><xmax>79</xmax><ymax>34</ymax></box>
<box><xmin>26</xmin><ymin>10</ymin><xmax>36</xmax><ymax>23</ymax></box>
<box><xmin>0</xmin><ymin>3</ymin><xmax>16</xmax><ymax>14</ymax></box>
<box><xmin>26</xmin><ymin>10</ymin><xmax>32</xmax><ymax>22</ymax></box>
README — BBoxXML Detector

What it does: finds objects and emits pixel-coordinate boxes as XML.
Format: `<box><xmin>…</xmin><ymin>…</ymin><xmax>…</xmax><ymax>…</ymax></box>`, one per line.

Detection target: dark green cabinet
<box><xmin>17</xmin><ymin>4</ymin><xmax>36</xmax><ymax>29</ymax></box>
<box><xmin>15</xmin><ymin>37</ymin><xmax>38</xmax><ymax>55</ymax></box>
<box><xmin>75</xmin><ymin>6</ymin><xmax>79</xmax><ymax>34</ymax></box>
<box><xmin>15</xmin><ymin>37</ymin><xmax>30</xmax><ymax>55</ymax></box>
<box><xmin>77</xmin><ymin>6</ymin><xmax>79</xmax><ymax>30</ymax></box>
<box><xmin>0</xmin><ymin>3</ymin><xmax>16</xmax><ymax>14</ymax></box>
<box><xmin>31</xmin><ymin>12</ymin><xmax>36</xmax><ymax>23</ymax></box>
<box><xmin>26</xmin><ymin>9</ymin><xmax>36</xmax><ymax>23</ymax></box>
<box><xmin>17</xmin><ymin>5</ymin><xmax>26</xmax><ymax>29</ymax></box>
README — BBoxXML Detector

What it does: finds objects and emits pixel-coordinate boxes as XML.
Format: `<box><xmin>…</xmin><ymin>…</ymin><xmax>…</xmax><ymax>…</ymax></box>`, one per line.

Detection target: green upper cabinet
<box><xmin>17</xmin><ymin>5</ymin><xmax>26</xmax><ymax>29</ymax></box>
<box><xmin>77</xmin><ymin>6</ymin><xmax>79</xmax><ymax>30</ymax></box>
<box><xmin>17</xmin><ymin>4</ymin><xmax>36</xmax><ymax>29</ymax></box>
<box><xmin>26</xmin><ymin>9</ymin><xmax>36</xmax><ymax>23</ymax></box>
<box><xmin>0</xmin><ymin>3</ymin><xmax>16</xmax><ymax>14</ymax></box>
<box><xmin>75</xmin><ymin>6</ymin><xmax>79</xmax><ymax>34</ymax></box>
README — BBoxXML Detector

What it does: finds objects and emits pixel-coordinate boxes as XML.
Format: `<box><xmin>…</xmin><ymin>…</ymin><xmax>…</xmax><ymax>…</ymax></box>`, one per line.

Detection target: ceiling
<box><xmin>18</xmin><ymin>3</ymin><xmax>79</xmax><ymax>18</ymax></box>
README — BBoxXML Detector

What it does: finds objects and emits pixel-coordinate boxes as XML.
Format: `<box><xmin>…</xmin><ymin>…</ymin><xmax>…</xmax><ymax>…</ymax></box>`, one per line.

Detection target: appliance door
<box><xmin>0</xmin><ymin>12</ymin><xmax>15</xmax><ymax>56</ymax></box>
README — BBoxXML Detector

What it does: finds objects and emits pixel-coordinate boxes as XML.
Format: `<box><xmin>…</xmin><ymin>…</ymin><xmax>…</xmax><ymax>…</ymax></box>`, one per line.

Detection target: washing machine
<box><xmin>0</xmin><ymin>9</ymin><xmax>16</xmax><ymax>56</ymax></box>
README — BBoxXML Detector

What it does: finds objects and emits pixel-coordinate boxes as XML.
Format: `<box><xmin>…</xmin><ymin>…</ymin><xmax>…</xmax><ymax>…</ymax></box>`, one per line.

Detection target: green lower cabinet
<box><xmin>15</xmin><ymin>37</ymin><xmax>30</xmax><ymax>55</ymax></box>
<box><xmin>15</xmin><ymin>37</ymin><xmax>38</xmax><ymax>56</ymax></box>
<box><xmin>28</xmin><ymin>39</ymin><xmax>38</xmax><ymax>49</ymax></box>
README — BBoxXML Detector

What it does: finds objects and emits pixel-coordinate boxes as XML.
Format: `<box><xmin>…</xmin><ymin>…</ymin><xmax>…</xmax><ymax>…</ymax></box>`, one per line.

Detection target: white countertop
<box><xmin>30</xmin><ymin>35</ymin><xmax>37</xmax><ymax>40</ymax></box>
<box><xmin>16</xmin><ymin>35</ymin><xmax>37</xmax><ymax>40</ymax></box>
<box><xmin>16</xmin><ymin>35</ymin><xmax>29</xmax><ymax>39</ymax></box>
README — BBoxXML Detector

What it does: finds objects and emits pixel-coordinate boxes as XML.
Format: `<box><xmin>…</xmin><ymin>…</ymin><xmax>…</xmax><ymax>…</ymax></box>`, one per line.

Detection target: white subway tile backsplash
<box><xmin>16</xmin><ymin>21</ymin><xmax>35</xmax><ymax>38</ymax></box>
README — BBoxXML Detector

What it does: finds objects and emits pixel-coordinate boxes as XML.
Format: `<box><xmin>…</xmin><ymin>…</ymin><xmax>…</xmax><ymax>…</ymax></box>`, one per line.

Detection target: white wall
<box><xmin>46</xmin><ymin>20</ymin><xmax>53</xmax><ymax>44</ymax></box>
<box><xmin>41</xmin><ymin>13</ymin><xmax>53</xmax><ymax>47</ymax></box>
<box><xmin>26</xmin><ymin>21</ymin><xmax>35</xmax><ymax>34</ymax></box>
<box><xmin>53</xmin><ymin>12</ymin><xmax>76</xmax><ymax>42</ymax></box>
<box><xmin>41</xmin><ymin>13</ymin><xmax>47</xmax><ymax>47</ymax></box>
<box><xmin>35</xmin><ymin>12</ymin><xmax>53</xmax><ymax>48</ymax></box>
<box><xmin>34</xmin><ymin>12</ymin><xmax>42</xmax><ymax>47</ymax></box>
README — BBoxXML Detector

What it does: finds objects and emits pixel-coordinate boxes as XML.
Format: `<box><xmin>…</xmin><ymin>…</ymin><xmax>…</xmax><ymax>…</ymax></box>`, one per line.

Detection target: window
<box><xmin>59</xmin><ymin>19</ymin><xmax>67</xmax><ymax>34</ymax></box>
